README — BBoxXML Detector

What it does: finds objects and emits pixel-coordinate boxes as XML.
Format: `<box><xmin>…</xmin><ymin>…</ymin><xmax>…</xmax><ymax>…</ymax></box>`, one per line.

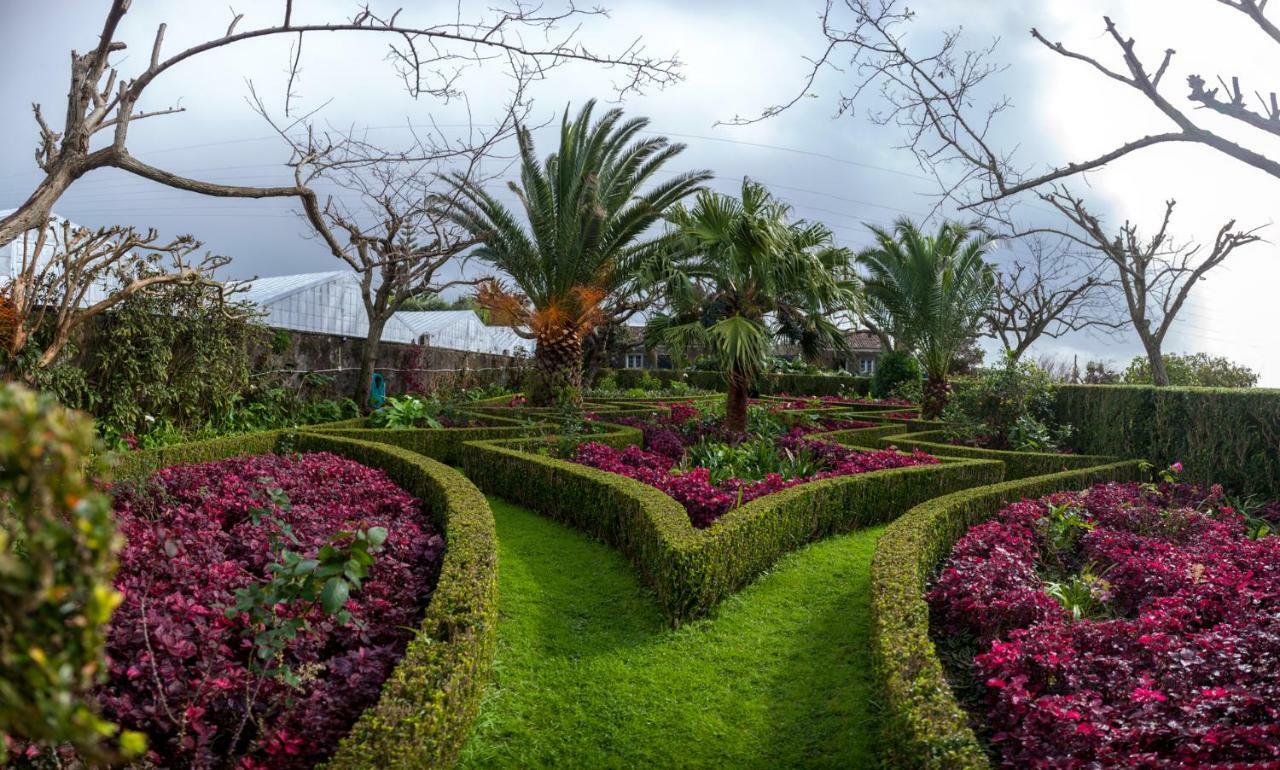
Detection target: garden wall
<box><xmin>1055</xmin><ymin>384</ymin><xmax>1280</xmax><ymax>497</ymax></box>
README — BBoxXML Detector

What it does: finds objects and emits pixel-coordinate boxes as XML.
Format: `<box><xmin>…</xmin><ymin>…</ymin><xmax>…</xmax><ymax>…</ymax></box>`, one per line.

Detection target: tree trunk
<box><xmin>725</xmin><ymin>372</ymin><xmax>749</xmax><ymax>433</ymax></box>
<box><xmin>922</xmin><ymin>374</ymin><xmax>951</xmax><ymax>419</ymax></box>
<box><xmin>1142</xmin><ymin>339</ymin><xmax>1170</xmax><ymax>386</ymax></box>
<box><xmin>530</xmin><ymin>325</ymin><xmax>584</xmax><ymax>406</ymax></box>
<box><xmin>356</xmin><ymin>316</ymin><xmax>388</xmax><ymax>411</ymax></box>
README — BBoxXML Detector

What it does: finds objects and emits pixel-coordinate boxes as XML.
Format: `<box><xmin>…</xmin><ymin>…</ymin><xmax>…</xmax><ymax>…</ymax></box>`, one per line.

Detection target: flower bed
<box><xmin>98</xmin><ymin>452</ymin><xmax>444</xmax><ymax>769</ymax></box>
<box><xmin>573</xmin><ymin>436</ymin><xmax>937</xmax><ymax>527</ymax></box>
<box><xmin>927</xmin><ymin>479</ymin><xmax>1280</xmax><ymax>768</ymax></box>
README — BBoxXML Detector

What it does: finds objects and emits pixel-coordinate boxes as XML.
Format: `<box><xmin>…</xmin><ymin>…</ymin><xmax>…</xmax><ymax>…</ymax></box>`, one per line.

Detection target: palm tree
<box><xmin>857</xmin><ymin>218</ymin><xmax>995</xmax><ymax>418</ymax></box>
<box><xmin>438</xmin><ymin>101</ymin><xmax>710</xmax><ymax>405</ymax></box>
<box><xmin>646</xmin><ymin>179</ymin><xmax>860</xmax><ymax>432</ymax></box>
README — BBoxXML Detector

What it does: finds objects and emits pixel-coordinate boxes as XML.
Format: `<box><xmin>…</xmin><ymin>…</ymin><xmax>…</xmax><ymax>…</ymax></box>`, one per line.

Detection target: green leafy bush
<box><xmin>370</xmin><ymin>395</ymin><xmax>445</xmax><ymax>429</ymax></box>
<box><xmin>942</xmin><ymin>352</ymin><xmax>1072</xmax><ymax>451</ymax></box>
<box><xmin>0</xmin><ymin>385</ymin><xmax>143</xmax><ymax>763</ymax></box>
<box><xmin>871</xmin><ymin>350</ymin><xmax>921</xmax><ymax>398</ymax></box>
<box><xmin>1121</xmin><ymin>352</ymin><xmax>1259</xmax><ymax>388</ymax></box>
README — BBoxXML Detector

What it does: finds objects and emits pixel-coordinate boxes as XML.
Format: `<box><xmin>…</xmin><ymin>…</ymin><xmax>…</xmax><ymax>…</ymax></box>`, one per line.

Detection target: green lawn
<box><xmin>458</xmin><ymin>498</ymin><xmax>883</xmax><ymax>769</ymax></box>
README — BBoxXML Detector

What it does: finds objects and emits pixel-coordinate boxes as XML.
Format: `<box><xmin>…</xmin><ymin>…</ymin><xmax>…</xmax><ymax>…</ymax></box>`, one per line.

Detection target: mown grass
<box><xmin>458</xmin><ymin>497</ymin><xmax>883</xmax><ymax>769</ymax></box>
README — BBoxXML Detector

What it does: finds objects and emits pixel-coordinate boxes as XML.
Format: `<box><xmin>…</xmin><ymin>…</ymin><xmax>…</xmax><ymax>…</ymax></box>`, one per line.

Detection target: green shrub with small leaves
<box><xmin>871</xmin><ymin>350</ymin><xmax>921</xmax><ymax>398</ymax></box>
<box><xmin>0</xmin><ymin>384</ymin><xmax>144</xmax><ymax>763</ymax></box>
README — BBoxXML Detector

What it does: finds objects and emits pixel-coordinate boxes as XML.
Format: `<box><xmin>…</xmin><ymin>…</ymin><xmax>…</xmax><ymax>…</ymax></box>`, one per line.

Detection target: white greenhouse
<box><xmin>0</xmin><ymin>209</ymin><xmax>112</xmax><ymax>305</ymax></box>
<box><xmin>241</xmin><ymin>271</ymin><xmax>529</xmax><ymax>356</ymax></box>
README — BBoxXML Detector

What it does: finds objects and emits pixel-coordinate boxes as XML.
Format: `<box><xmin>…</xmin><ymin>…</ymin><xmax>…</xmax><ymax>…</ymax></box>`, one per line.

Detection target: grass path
<box><xmin>457</xmin><ymin>497</ymin><xmax>884</xmax><ymax>769</ymax></box>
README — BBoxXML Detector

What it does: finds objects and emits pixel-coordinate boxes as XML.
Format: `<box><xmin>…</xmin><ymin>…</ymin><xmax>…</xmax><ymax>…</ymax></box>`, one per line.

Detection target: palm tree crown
<box><xmin>646</xmin><ymin>179</ymin><xmax>859</xmax><ymax>430</ymax></box>
<box><xmin>438</xmin><ymin>100</ymin><xmax>710</xmax><ymax>403</ymax></box>
<box><xmin>857</xmin><ymin>218</ymin><xmax>995</xmax><ymax>415</ymax></box>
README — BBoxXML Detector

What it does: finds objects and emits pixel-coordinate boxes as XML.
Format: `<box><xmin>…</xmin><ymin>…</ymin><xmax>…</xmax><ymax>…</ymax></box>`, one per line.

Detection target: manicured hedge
<box><xmin>1056</xmin><ymin>384</ymin><xmax>1280</xmax><ymax>497</ymax></box>
<box><xmin>598</xmin><ymin>368</ymin><xmax>873</xmax><ymax>397</ymax></box>
<box><xmin>109</xmin><ymin>430</ymin><xmax>499</xmax><ymax>770</ymax></box>
<box><xmin>307</xmin><ymin>422</ymin><xmax>548</xmax><ymax>465</ymax></box>
<box><xmin>295</xmin><ymin>434</ymin><xmax>499</xmax><ymax>770</ymax></box>
<box><xmin>459</xmin><ymin>434</ymin><xmax>1004</xmax><ymax>623</ymax></box>
<box><xmin>878</xmin><ymin>430</ymin><xmax>1117</xmax><ymax>480</ymax></box>
<box><xmin>869</xmin><ymin>460</ymin><xmax>1143</xmax><ymax>770</ymax></box>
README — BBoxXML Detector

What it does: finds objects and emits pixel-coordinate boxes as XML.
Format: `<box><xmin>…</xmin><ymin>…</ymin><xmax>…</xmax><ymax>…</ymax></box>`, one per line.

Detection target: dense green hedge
<box><xmin>109</xmin><ymin>430</ymin><xmax>499</xmax><ymax>769</ymax></box>
<box><xmin>296</xmin><ymin>434</ymin><xmax>499</xmax><ymax>770</ymax></box>
<box><xmin>879</xmin><ymin>430</ymin><xmax>1117</xmax><ymax>481</ymax></box>
<box><xmin>869</xmin><ymin>460</ymin><xmax>1142</xmax><ymax>770</ymax></box>
<box><xmin>459</xmin><ymin>434</ymin><xmax>1003</xmax><ymax>623</ymax></box>
<box><xmin>599</xmin><ymin>368</ymin><xmax>872</xmax><ymax>396</ymax></box>
<box><xmin>1056</xmin><ymin>384</ymin><xmax>1280</xmax><ymax>497</ymax></box>
<box><xmin>307</xmin><ymin>422</ymin><xmax>547</xmax><ymax>465</ymax></box>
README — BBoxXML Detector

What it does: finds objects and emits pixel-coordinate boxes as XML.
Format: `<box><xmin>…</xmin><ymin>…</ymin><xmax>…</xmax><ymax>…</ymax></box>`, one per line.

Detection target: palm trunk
<box><xmin>530</xmin><ymin>325</ymin><xmax>584</xmax><ymax>406</ymax></box>
<box><xmin>725</xmin><ymin>372</ymin><xmax>749</xmax><ymax>433</ymax></box>
<box><xmin>922</xmin><ymin>374</ymin><xmax>951</xmax><ymax>419</ymax></box>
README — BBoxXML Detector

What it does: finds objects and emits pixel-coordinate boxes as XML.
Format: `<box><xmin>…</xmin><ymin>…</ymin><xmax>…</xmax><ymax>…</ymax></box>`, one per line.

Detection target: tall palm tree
<box><xmin>646</xmin><ymin>179</ymin><xmax>860</xmax><ymax>432</ymax></box>
<box><xmin>438</xmin><ymin>101</ymin><xmax>710</xmax><ymax>405</ymax></box>
<box><xmin>857</xmin><ymin>218</ymin><xmax>996</xmax><ymax>418</ymax></box>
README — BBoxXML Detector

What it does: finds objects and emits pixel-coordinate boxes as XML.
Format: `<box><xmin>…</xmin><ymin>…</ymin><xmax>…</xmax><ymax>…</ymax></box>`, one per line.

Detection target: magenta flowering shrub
<box><xmin>928</xmin><ymin>479</ymin><xmax>1280</xmax><ymax>767</ymax></box>
<box><xmin>97</xmin><ymin>453</ymin><xmax>443</xmax><ymax>770</ymax></box>
<box><xmin>573</xmin><ymin>439</ymin><xmax>937</xmax><ymax>528</ymax></box>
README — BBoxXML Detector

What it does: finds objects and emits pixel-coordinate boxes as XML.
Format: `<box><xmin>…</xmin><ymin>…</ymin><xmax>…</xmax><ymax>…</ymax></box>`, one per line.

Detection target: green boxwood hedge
<box><xmin>869</xmin><ymin>460</ymin><xmax>1142</xmax><ymax>770</ymax></box>
<box><xmin>296</xmin><ymin>434</ymin><xmax>499</xmax><ymax>770</ymax></box>
<box><xmin>109</xmin><ymin>430</ymin><xmax>499</xmax><ymax>770</ymax></box>
<box><xmin>875</xmin><ymin>430</ymin><xmax>1116</xmax><ymax>480</ymax></box>
<box><xmin>1056</xmin><ymin>384</ymin><xmax>1280</xmax><ymax>497</ymax></box>
<box><xmin>459</xmin><ymin>433</ymin><xmax>1004</xmax><ymax>624</ymax></box>
<box><xmin>599</xmin><ymin>368</ymin><xmax>873</xmax><ymax>397</ymax></box>
<box><xmin>306</xmin><ymin>422</ymin><xmax>547</xmax><ymax>465</ymax></box>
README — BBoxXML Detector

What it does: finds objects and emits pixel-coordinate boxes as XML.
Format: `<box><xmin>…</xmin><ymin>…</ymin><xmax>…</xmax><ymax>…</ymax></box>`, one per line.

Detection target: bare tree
<box><xmin>2</xmin><ymin>219</ymin><xmax>229</xmax><ymax>375</ymax></box>
<box><xmin>737</xmin><ymin>0</ymin><xmax>1267</xmax><ymax>385</ymax></box>
<box><xmin>0</xmin><ymin>0</ymin><xmax>682</xmax><ymax>249</ymax></box>
<box><xmin>986</xmin><ymin>234</ymin><xmax>1120</xmax><ymax>359</ymax></box>
<box><xmin>1038</xmin><ymin>190</ymin><xmax>1263</xmax><ymax>385</ymax></box>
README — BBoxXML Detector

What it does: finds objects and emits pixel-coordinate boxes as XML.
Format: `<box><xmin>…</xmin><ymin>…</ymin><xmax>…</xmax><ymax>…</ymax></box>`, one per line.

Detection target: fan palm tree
<box><xmin>437</xmin><ymin>101</ymin><xmax>710</xmax><ymax>405</ymax></box>
<box><xmin>645</xmin><ymin>179</ymin><xmax>860</xmax><ymax>432</ymax></box>
<box><xmin>857</xmin><ymin>218</ymin><xmax>996</xmax><ymax>418</ymax></box>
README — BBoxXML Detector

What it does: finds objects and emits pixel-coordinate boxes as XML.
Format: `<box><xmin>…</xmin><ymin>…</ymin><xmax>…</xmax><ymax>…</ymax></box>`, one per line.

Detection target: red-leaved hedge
<box><xmin>928</xmin><ymin>480</ymin><xmax>1280</xmax><ymax>768</ymax></box>
<box><xmin>96</xmin><ymin>452</ymin><xmax>443</xmax><ymax>769</ymax></box>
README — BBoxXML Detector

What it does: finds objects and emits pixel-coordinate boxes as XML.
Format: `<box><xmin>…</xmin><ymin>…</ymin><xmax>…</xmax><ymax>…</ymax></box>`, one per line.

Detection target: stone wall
<box><xmin>248</xmin><ymin>328</ymin><xmax>526</xmax><ymax>398</ymax></box>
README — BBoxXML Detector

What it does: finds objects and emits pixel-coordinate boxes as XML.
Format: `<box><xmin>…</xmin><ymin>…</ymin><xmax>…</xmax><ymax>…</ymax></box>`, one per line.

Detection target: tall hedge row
<box><xmin>1056</xmin><ymin>384</ymin><xmax>1280</xmax><ymax>497</ymax></box>
<box><xmin>459</xmin><ymin>435</ymin><xmax>1004</xmax><ymax>623</ymax></box>
<box><xmin>869</xmin><ymin>460</ymin><xmax>1143</xmax><ymax>770</ymax></box>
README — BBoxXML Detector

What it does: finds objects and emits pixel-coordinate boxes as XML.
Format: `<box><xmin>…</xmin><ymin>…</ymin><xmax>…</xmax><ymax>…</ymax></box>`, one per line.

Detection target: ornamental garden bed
<box><xmin>89</xmin><ymin>452</ymin><xmax>444</xmax><ymax>769</ymax></box>
<box><xmin>579</xmin><ymin>402</ymin><xmax>929</xmax><ymax>527</ymax></box>
<box><xmin>927</xmin><ymin>478</ymin><xmax>1280</xmax><ymax>768</ymax></box>
<box><xmin>459</xmin><ymin>403</ymin><xmax>1005</xmax><ymax>623</ymax></box>
<box><xmin>95</xmin><ymin>431</ymin><xmax>500</xmax><ymax>770</ymax></box>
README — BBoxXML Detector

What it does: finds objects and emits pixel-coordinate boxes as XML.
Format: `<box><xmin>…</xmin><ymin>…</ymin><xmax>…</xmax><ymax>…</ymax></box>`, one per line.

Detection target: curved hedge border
<box><xmin>869</xmin><ymin>460</ymin><xmax>1143</xmax><ymax>770</ymax></box>
<box><xmin>459</xmin><ymin>427</ymin><xmax>1004</xmax><ymax>624</ymax></box>
<box><xmin>108</xmin><ymin>430</ymin><xmax>499</xmax><ymax>770</ymax></box>
<box><xmin>875</xmin><ymin>429</ymin><xmax>1116</xmax><ymax>480</ymax></box>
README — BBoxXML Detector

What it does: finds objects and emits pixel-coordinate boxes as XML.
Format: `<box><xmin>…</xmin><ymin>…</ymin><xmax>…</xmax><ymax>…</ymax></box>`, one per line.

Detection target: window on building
<box><xmin>859</xmin><ymin>357</ymin><xmax>875</xmax><ymax>374</ymax></box>
<box><xmin>626</xmin><ymin>353</ymin><xmax>646</xmax><ymax>369</ymax></box>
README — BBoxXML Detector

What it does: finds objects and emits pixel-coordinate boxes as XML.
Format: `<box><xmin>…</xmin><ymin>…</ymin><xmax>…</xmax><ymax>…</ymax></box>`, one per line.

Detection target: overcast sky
<box><xmin>2</xmin><ymin>1</ymin><xmax>1277</xmax><ymax>384</ymax></box>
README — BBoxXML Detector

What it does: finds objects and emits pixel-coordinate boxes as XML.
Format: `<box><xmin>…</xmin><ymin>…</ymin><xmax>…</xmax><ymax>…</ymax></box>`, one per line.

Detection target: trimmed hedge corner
<box><xmin>459</xmin><ymin>433</ymin><xmax>1003</xmax><ymax>624</ymax></box>
<box><xmin>1056</xmin><ymin>384</ymin><xmax>1280</xmax><ymax>497</ymax></box>
<box><xmin>869</xmin><ymin>460</ymin><xmax>1143</xmax><ymax>770</ymax></box>
<box><xmin>878</xmin><ymin>429</ymin><xmax>1117</xmax><ymax>480</ymax></box>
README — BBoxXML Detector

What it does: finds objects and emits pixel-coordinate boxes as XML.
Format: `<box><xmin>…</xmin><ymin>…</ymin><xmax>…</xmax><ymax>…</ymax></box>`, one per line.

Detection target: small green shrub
<box><xmin>0</xmin><ymin>385</ymin><xmax>144</xmax><ymax>763</ymax></box>
<box><xmin>942</xmin><ymin>352</ymin><xmax>1071</xmax><ymax>451</ymax></box>
<box><xmin>871</xmin><ymin>350</ymin><xmax>921</xmax><ymax>398</ymax></box>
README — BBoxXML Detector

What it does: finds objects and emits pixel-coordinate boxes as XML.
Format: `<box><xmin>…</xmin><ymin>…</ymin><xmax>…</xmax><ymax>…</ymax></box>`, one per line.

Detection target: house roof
<box><xmin>845</xmin><ymin>330</ymin><xmax>884</xmax><ymax>352</ymax></box>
